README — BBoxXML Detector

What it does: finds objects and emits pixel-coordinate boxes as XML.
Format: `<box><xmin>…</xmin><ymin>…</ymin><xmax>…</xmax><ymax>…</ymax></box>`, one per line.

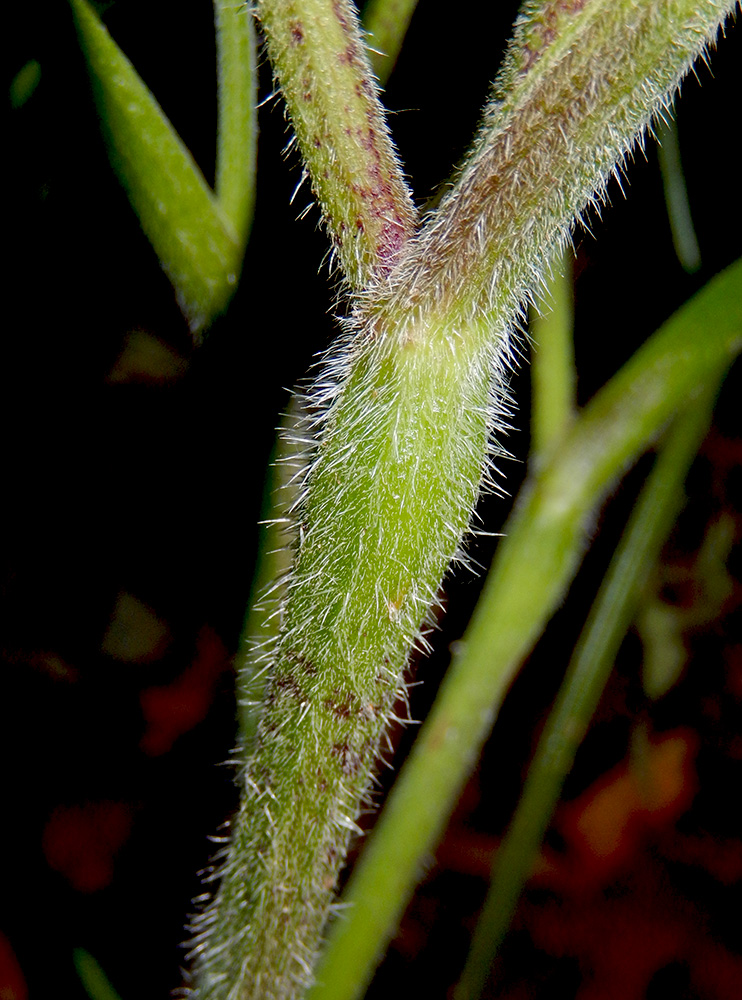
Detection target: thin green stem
<box><xmin>73</xmin><ymin>949</ymin><xmax>123</xmax><ymax>1000</ymax></box>
<box><xmin>455</xmin><ymin>380</ymin><xmax>721</xmax><ymax>1000</ymax></box>
<box><xmin>530</xmin><ymin>251</ymin><xmax>576</xmax><ymax>465</ymax></box>
<box><xmin>9</xmin><ymin>59</ymin><xmax>41</xmax><ymax>109</ymax></box>
<box><xmin>309</xmin><ymin>258</ymin><xmax>742</xmax><ymax>1000</ymax></box>
<box><xmin>362</xmin><ymin>0</ymin><xmax>420</xmax><ymax>83</ymax></box>
<box><xmin>657</xmin><ymin>117</ymin><xmax>702</xmax><ymax>274</ymax></box>
<box><xmin>237</xmin><ymin>398</ymin><xmax>311</xmax><ymax>742</ymax></box>
<box><xmin>235</xmin><ymin>462</ymin><xmax>289</xmax><ymax>743</ymax></box>
<box><xmin>214</xmin><ymin>0</ymin><xmax>258</xmax><ymax>254</ymax></box>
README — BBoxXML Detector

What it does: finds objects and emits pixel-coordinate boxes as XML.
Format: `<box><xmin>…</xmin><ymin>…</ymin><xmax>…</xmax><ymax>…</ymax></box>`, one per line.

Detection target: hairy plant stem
<box><xmin>234</xmin><ymin>0</ymin><xmax>419</xmax><ymax>744</ymax></box>
<box><xmin>657</xmin><ymin>117</ymin><xmax>702</xmax><ymax>273</ymax></box>
<box><xmin>190</xmin><ymin>3</ymin><xmax>739</xmax><ymax>999</ymax></box>
<box><xmin>455</xmin><ymin>380</ymin><xmax>722</xmax><ymax>999</ymax></box>
<box><xmin>256</xmin><ymin>0</ymin><xmax>417</xmax><ymax>286</ymax></box>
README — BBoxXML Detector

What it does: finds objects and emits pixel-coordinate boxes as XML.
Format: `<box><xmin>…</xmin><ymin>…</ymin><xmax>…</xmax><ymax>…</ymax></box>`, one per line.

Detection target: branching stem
<box><xmin>190</xmin><ymin>4</ymin><xmax>740</xmax><ymax>999</ymax></box>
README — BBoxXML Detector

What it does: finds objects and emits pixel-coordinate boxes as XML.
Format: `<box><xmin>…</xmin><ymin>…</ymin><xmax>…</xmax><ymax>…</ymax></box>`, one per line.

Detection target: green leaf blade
<box><xmin>70</xmin><ymin>0</ymin><xmax>242</xmax><ymax>335</ymax></box>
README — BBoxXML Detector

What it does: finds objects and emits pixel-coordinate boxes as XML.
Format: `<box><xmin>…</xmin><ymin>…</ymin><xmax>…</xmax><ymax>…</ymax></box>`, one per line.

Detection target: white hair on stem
<box><xmin>188</xmin><ymin>3</ymin><xmax>740</xmax><ymax>999</ymax></box>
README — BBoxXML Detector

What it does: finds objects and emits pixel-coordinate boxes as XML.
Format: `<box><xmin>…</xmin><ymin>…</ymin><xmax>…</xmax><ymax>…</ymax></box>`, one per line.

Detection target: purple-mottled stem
<box><xmin>256</xmin><ymin>0</ymin><xmax>417</xmax><ymax>287</ymax></box>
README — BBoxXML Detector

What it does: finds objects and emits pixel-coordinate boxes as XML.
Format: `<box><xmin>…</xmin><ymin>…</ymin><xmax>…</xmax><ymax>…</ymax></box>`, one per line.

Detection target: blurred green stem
<box><xmin>657</xmin><ymin>117</ymin><xmax>702</xmax><ymax>273</ymax></box>
<box><xmin>455</xmin><ymin>378</ymin><xmax>721</xmax><ymax>1000</ymax></box>
<box><xmin>9</xmin><ymin>59</ymin><xmax>41</xmax><ymax>109</ymax></box>
<box><xmin>362</xmin><ymin>0</ymin><xmax>420</xmax><ymax>81</ymax></box>
<box><xmin>530</xmin><ymin>252</ymin><xmax>577</xmax><ymax>465</ymax></box>
<box><xmin>73</xmin><ymin>949</ymin><xmax>123</xmax><ymax>1000</ymax></box>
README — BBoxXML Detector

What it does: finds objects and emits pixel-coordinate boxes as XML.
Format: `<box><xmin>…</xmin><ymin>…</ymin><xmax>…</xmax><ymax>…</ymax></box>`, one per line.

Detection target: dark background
<box><xmin>3</xmin><ymin>2</ymin><xmax>741</xmax><ymax>998</ymax></box>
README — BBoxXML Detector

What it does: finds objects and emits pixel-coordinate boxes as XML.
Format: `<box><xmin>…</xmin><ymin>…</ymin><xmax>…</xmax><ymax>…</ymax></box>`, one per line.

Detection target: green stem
<box><xmin>10</xmin><ymin>59</ymin><xmax>41</xmax><ymax>109</ymax></box>
<box><xmin>369</xmin><ymin>0</ymin><xmax>735</xmax><ymax>330</ymax></box>
<box><xmin>214</xmin><ymin>0</ymin><xmax>258</xmax><ymax>253</ymax></box>
<box><xmin>455</xmin><ymin>380</ymin><xmax>721</xmax><ymax>1000</ymax></box>
<box><xmin>192</xmin><ymin>3</ymin><xmax>739</xmax><ymax>998</ymax></box>
<box><xmin>73</xmin><ymin>949</ymin><xmax>123</xmax><ymax>1000</ymax></box>
<box><xmin>256</xmin><ymin>0</ymin><xmax>417</xmax><ymax>286</ymax></box>
<box><xmin>530</xmin><ymin>251</ymin><xmax>576</xmax><ymax>465</ymax></box>
<box><xmin>69</xmin><ymin>0</ymin><xmax>247</xmax><ymax>335</ymax></box>
<box><xmin>310</xmin><ymin>259</ymin><xmax>742</xmax><ymax>1000</ymax></box>
<box><xmin>657</xmin><ymin>117</ymin><xmax>702</xmax><ymax>273</ymax></box>
<box><xmin>362</xmin><ymin>0</ymin><xmax>420</xmax><ymax>82</ymax></box>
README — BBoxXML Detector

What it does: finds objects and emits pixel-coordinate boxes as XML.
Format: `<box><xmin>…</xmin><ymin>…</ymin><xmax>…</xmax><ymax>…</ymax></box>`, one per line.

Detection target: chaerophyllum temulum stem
<box><xmin>255</xmin><ymin>0</ymin><xmax>417</xmax><ymax>287</ymax></box>
<box><xmin>188</xmin><ymin>3</ymin><xmax>740</xmax><ymax>998</ymax></box>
